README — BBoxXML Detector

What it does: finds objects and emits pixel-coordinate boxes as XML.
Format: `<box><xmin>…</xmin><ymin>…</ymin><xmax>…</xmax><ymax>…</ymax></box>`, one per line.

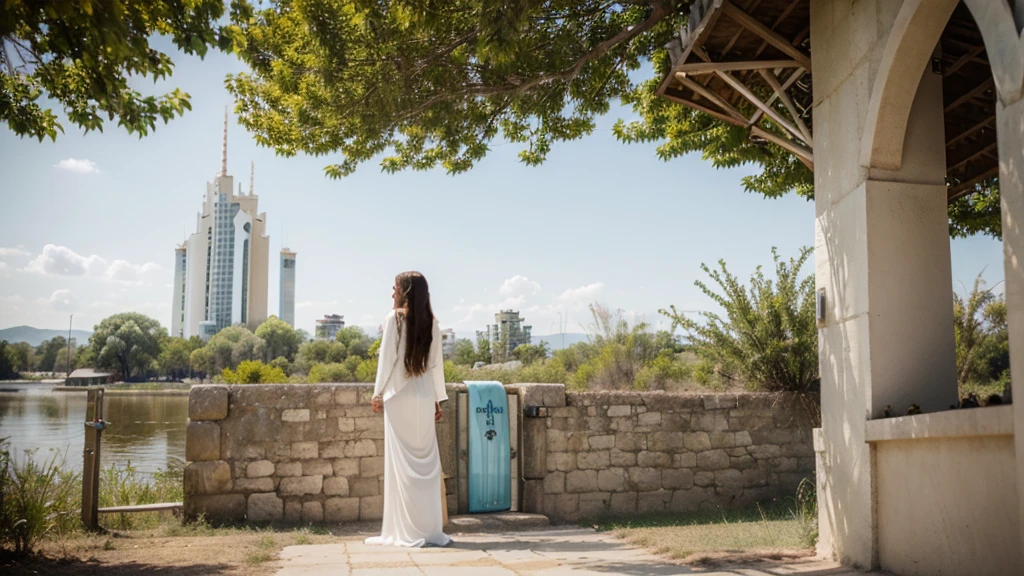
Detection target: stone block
<box><xmin>323</xmin><ymin>476</ymin><xmax>350</xmax><ymax>496</ymax></box>
<box><xmin>637</xmin><ymin>490</ymin><xmax>672</xmax><ymax>514</ymax></box>
<box><xmin>614</xmin><ymin>433</ymin><xmax>646</xmax><ymax>452</ymax></box>
<box><xmin>360</xmin><ymin>496</ymin><xmax>384</xmax><ymax>520</ymax></box>
<box><xmin>320</xmin><ymin>441</ymin><xmax>345</xmax><ymax>459</ymax></box>
<box><xmin>548</xmin><ymin>450</ymin><xmax>576</xmax><ymax>471</ymax></box>
<box><xmin>350</xmin><ymin>477</ymin><xmax>378</xmax><ymax>497</ymax></box>
<box><xmin>709</xmin><ymin>432</ymin><xmax>736</xmax><ymax>448</ymax></box>
<box><xmin>610</xmin><ymin>449</ymin><xmax>637</xmax><ymax>467</ymax></box>
<box><xmin>587</xmin><ymin>434</ymin><xmax>615</xmax><ymax>450</ymax></box>
<box><xmin>335</xmin><ymin>388</ymin><xmax>358</xmax><ymax>405</ymax></box>
<box><xmin>189</xmin><ymin>385</ymin><xmax>229</xmax><ymax>421</ymax></box>
<box><xmin>607</xmin><ymin>405</ymin><xmax>632</xmax><ymax>417</ymax></box>
<box><xmin>344</xmin><ymin>439</ymin><xmax>377</xmax><ymax>458</ymax></box>
<box><xmin>302</xmin><ymin>500</ymin><xmax>324</xmax><ymax>523</ymax></box>
<box><xmin>184</xmin><ymin>461</ymin><xmax>232</xmax><ymax>495</ymax></box>
<box><xmin>519</xmin><ymin>383</ymin><xmax>567</xmax><ymax>407</ymax></box>
<box><xmin>239</xmin><ymin>445</ymin><xmax>265</xmax><ymax>459</ymax></box>
<box><xmin>628</xmin><ymin>467</ymin><xmax>662</xmax><ymax>492</ymax></box>
<box><xmin>247</xmin><ymin>460</ymin><xmax>274</xmax><ymax>478</ymax></box>
<box><xmin>523</xmin><ymin>479</ymin><xmax>545</xmax><ymax>514</ymax></box>
<box><xmin>782</xmin><ymin>442</ymin><xmax>815</xmax><ymax>458</ymax></box>
<box><xmin>669</xmin><ymin>489</ymin><xmax>700</xmax><ymax>513</ymax></box>
<box><xmin>185</xmin><ymin>422</ymin><xmax>221</xmax><ymax>462</ymax></box>
<box><xmin>682</xmin><ymin>432</ymin><xmax>712</xmax><ymax>452</ymax></box>
<box><xmin>303</xmin><ymin>459</ymin><xmax>334</xmax><ymax>477</ymax></box>
<box><xmin>325</xmin><ymin>497</ymin><xmax>360</xmax><ymax>522</ymax></box>
<box><xmin>544</xmin><ymin>472</ymin><xmax>565</xmax><ymax>494</ymax></box>
<box><xmin>637</xmin><ymin>451</ymin><xmax>670</xmax><ymax>467</ymax></box>
<box><xmin>649</xmin><ymin>432</ymin><xmax>683</xmax><ymax>452</ymax></box>
<box><xmin>770</xmin><ymin>457</ymin><xmax>799</xmax><ymax>472</ymax></box>
<box><xmin>338</xmin><ymin>418</ymin><xmax>355</xmax><ymax>432</ymax></box>
<box><xmin>544</xmin><ymin>493</ymin><xmax>579</xmax><ymax>523</ymax></box>
<box><xmin>714</xmin><ymin>469</ymin><xmax>744</xmax><ymax>496</ymax></box>
<box><xmin>726</xmin><ymin>447</ymin><xmax>748</xmax><ymax>457</ymax></box>
<box><xmin>185</xmin><ymin>493</ymin><xmax>245</xmax><ymax>522</ymax></box>
<box><xmin>281</xmin><ymin>409</ymin><xmax>310</xmax><ymax>422</ymax></box>
<box><xmin>247</xmin><ymin>492</ymin><xmax>283</xmax><ymax>522</ymax></box>
<box><xmin>276</xmin><ymin>462</ymin><xmax>302</xmax><ymax>477</ymax></box>
<box><xmin>697</xmin><ymin>449</ymin><xmax>731</xmax><ymax>470</ymax></box>
<box><xmin>566</xmin><ymin>470</ymin><xmax>599</xmax><ymax>493</ymax></box>
<box><xmin>692</xmin><ymin>412</ymin><xmax>730</xmax><ymax>432</ymax></box>
<box><xmin>609</xmin><ymin>492</ymin><xmax>637</xmax><ymax>515</ymax></box>
<box><xmin>748</xmin><ymin>444</ymin><xmax>783</xmax><ymax>459</ymax></box>
<box><xmin>637</xmin><ymin>412</ymin><xmax>662</xmax><ymax>426</ymax></box>
<box><xmin>662</xmin><ymin>469</ymin><xmax>694</xmax><ymax>490</ymax></box>
<box><xmin>279</xmin><ymin>475</ymin><xmax>323</xmax><ymax>496</ymax></box>
<box><xmin>234</xmin><ymin>477</ymin><xmax>274</xmax><ymax>492</ymax></box>
<box><xmin>577</xmin><ymin>451</ymin><xmax>610</xmax><ymax>470</ymax></box>
<box><xmin>285</xmin><ymin>499</ymin><xmax>302</xmax><ymax>522</ymax></box>
<box><xmin>673</xmin><ymin>452</ymin><xmax>697</xmax><ymax>468</ymax></box>
<box><xmin>291</xmin><ymin>441</ymin><xmax>318</xmax><ymax>459</ymax></box>
<box><xmin>332</xmin><ymin>458</ymin><xmax>359</xmax><ymax>477</ymax></box>
<box><xmin>743</xmin><ymin>468</ymin><xmax>768</xmax><ymax>487</ymax></box>
<box><xmin>597</xmin><ymin>468</ymin><xmax>628</xmax><ymax>492</ymax></box>
<box><xmin>734</xmin><ymin>430</ymin><xmax>753</xmax><ymax>446</ymax></box>
<box><xmin>694</xmin><ymin>471</ymin><xmax>715</xmax><ymax>487</ymax></box>
<box><xmin>360</xmin><ymin>456</ymin><xmax>385</xmax><ymax>478</ymax></box>
<box><xmin>731</xmin><ymin>455</ymin><xmax>756</xmax><ymax>469</ymax></box>
<box><xmin>578</xmin><ymin>492</ymin><xmax>611</xmax><ymax>519</ymax></box>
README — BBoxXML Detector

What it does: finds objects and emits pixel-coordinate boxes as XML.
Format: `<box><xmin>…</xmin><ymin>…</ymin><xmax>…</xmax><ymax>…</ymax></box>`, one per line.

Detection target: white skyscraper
<box><xmin>172</xmin><ymin>112</ymin><xmax>270</xmax><ymax>340</ymax></box>
<box><xmin>279</xmin><ymin>249</ymin><xmax>296</xmax><ymax>327</ymax></box>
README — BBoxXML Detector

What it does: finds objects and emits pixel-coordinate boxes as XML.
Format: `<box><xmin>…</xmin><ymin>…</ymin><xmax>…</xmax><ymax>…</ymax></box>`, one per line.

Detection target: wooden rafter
<box><xmin>749</xmin><ymin>67</ymin><xmax>805</xmax><ymax>125</ymax></box>
<box><xmin>674</xmin><ymin>73</ymin><xmax>750</xmax><ymax>123</ymax></box>
<box><xmin>944</xmin><ymin>45</ymin><xmax>985</xmax><ymax>77</ymax></box>
<box><xmin>720</xmin><ymin>0</ymin><xmax>765</xmax><ymax>57</ymax></box>
<box><xmin>948</xmin><ymin>141</ymin><xmax>998</xmax><ymax>173</ymax></box>
<box><xmin>947</xmin><ymin>117</ymin><xmax>995</xmax><ymax>147</ymax></box>
<box><xmin>944</xmin><ymin>77</ymin><xmax>995</xmax><ymax>113</ymax></box>
<box><xmin>721</xmin><ymin>1</ymin><xmax>812</xmax><ymax>70</ymax></box>
<box><xmin>677</xmin><ymin>59</ymin><xmax>800</xmax><ymax>74</ymax></box>
<box><xmin>716</xmin><ymin>70</ymin><xmax>807</xmax><ymax>143</ymax></box>
<box><xmin>948</xmin><ymin>166</ymin><xmax>999</xmax><ymax>201</ymax></box>
<box><xmin>663</xmin><ymin>89</ymin><xmax>749</xmax><ymax>127</ymax></box>
<box><xmin>758</xmin><ymin>68</ymin><xmax>812</xmax><ymax>145</ymax></box>
<box><xmin>750</xmin><ymin>125</ymin><xmax>813</xmax><ymax>168</ymax></box>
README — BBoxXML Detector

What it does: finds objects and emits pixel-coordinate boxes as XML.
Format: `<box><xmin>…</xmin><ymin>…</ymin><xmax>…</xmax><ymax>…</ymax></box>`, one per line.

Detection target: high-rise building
<box><xmin>171</xmin><ymin>244</ymin><xmax>187</xmax><ymax>338</ymax></box>
<box><xmin>279</xmin><ymin>249</ymin><xmax>296</xmax><ymax>327</ymax></box>
<box><xmin>485</xmin><ymin>310</ymin><xmax>532</xmax><ymax>362</ymax></box>
<box><xmin>172</xmin><ymin>112</ymin><xmax>270</xmax><ymax>340</ymax></box>
<box><xmin>441</xmin><ymin>328</ymin><xmax>456</xmax><ymax>359</ymax></box>
<box><xmin>316</xmin><ymin>314</ymin><xmax>345</xmax><ymax>340</ymax></box>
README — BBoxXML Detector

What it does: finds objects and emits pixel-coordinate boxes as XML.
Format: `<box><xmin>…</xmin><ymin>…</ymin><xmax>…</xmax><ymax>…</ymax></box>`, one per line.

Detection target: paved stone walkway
<box><xmin>275</xmin><ymin>528</ymin><xmax>867</xmax><ymax>576</ymax></box>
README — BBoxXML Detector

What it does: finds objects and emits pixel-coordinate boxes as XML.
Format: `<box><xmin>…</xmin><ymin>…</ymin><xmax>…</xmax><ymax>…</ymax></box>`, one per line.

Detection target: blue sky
<box><xmin>0</xmin><ymin>42</ymin><xmax>1006</xmax><ymax>339</ymax></box>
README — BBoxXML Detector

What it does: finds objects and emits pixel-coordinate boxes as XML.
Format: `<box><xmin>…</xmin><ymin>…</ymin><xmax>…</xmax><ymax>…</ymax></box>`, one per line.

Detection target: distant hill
<box><xmin>0</xmin><ymin>326</ymin><xmax>93</xmax><ymax>346</ymax></box>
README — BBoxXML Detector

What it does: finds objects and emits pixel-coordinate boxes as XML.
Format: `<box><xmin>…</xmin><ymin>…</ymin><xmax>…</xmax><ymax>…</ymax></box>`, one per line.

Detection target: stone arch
<box><xmin>861</xmin><ymin>0</ymin><xmax>1024</xmax><ymax>171</ymax></box>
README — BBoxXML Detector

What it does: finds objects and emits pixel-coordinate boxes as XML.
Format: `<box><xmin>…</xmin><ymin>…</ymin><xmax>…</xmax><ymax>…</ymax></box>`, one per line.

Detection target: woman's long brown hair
<box><xmin>393</xmin><ymin>271</ymin><xmax>434</xmax><ymax>376</ymax></box>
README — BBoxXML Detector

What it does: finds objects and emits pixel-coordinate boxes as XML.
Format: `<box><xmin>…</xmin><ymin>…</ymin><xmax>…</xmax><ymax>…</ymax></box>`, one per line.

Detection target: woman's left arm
<box><xmin>430</xmin><ymin>321</ymin><xmax>448</xmax><ymax>404</ymax></box>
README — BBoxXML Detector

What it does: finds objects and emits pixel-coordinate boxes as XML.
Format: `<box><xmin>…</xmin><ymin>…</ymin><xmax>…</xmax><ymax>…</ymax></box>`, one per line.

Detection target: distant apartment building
<box><xmin>441</xmin><ymin>328</ymin><xmax>456</xmax><ymax>359</ymax></box>
<box><xmin>316</xmin><ymin>314</ymin><xmax>345</xmax><ymax>340</ymax></box>
<box><xmin>484</xmin><ymin>310</ymin><xmax>532</xmax><ymax>361</ymax></box>
<box><xmin>171</xmin><ymin>112</ymin><xmax>269</xmax><ymax>340</ymax></box>
<box><xmin>279</xmin><ymin>249</ymin><xmax>296</xmax><ymax>327</ymax></box>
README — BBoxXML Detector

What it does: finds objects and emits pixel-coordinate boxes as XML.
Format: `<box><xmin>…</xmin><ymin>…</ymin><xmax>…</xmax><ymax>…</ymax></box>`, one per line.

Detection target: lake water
<box><xmin>0</xmin><ymin>382</ymin><xmax>187</xmax><ymax>476</ymax></box>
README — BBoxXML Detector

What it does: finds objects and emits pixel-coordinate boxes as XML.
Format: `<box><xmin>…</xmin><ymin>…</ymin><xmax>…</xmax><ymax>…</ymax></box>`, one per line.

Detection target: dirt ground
<box><xmin>1</xmin><ymin>523</ymin><xmax>379</xmax><ymax>576</ymax></box>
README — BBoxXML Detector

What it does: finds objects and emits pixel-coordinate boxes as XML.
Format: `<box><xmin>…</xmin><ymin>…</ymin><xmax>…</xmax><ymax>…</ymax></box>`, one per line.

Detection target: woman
<box><xmin>365</xmin><ymin>271</ymin><xmax>451</xmax><ymax>548</ymax></box>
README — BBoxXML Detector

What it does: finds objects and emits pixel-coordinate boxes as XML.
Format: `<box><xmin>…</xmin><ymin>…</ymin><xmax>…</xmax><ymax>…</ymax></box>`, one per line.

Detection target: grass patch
<box><xmin>594</xmin><ymin>501</ymin><xmax>814</xmax><ymax>564</ymax></box>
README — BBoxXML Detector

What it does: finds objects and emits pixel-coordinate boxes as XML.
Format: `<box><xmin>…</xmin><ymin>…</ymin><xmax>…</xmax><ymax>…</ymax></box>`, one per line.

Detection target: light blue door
<box><xmin>466</xmin><ymin>381</ymin><xmax>511</xmax><ymax>513</ymax></box>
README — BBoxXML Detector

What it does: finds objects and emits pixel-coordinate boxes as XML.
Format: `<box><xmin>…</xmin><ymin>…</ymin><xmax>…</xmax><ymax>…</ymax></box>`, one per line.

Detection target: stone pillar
<box><xmin>811</xmin><ymin>0</ymin><xmax>956</xmax><ymax>567</ymax></box>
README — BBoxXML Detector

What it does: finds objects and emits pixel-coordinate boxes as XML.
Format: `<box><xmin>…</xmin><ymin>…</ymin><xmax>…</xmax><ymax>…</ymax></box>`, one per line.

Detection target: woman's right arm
<box><xmin>372</xmin><ymin>313</ymin><xmax>398</xmax><ymax>405</ymax></box>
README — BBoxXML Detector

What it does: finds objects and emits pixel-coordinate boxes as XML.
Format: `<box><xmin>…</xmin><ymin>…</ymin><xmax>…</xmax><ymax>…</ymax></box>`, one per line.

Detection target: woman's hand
<box><xmin>372</xmin><ymin>395</ymin><xmax>383</xmax><ymax>414</ymax></box>
<box><xmin>434</xmin><ymin>402</ymin><xmax>443</xmax><ymax>422</ymax></box>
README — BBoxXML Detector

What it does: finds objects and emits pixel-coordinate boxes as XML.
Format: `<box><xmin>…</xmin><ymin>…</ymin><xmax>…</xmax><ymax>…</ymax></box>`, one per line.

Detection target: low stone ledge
<box><xmin>864</xmin><ymin>405</ymin><xmax>1014</xmax><ymax>442</ymax></box>
<box><xmin>189</xmin><ymin>385</ymin><xmax>229</xmax><ymax>421</ymax></box>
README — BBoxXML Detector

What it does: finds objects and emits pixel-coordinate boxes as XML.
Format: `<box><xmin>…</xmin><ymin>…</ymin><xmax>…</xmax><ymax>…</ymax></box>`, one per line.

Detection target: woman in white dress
<box><xmin>366</xmin><ymin>271</ymin><xmax>451</xmax><ymax>548</ymax></box>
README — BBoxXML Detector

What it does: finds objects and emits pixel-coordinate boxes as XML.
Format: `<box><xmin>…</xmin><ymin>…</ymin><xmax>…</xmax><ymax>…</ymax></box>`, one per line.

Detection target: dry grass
<box><xmin>595</xmin><ymin>502</ymin><xmax>814</xmax><ymax>566</ymax></box>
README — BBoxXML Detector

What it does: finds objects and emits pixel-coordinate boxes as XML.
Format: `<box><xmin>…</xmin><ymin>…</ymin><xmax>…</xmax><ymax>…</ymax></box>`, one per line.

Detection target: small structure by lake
<box><xmin>66</xmin><ymin>368</ymin><xmax>114</xmax><ymax>387</ymax></box>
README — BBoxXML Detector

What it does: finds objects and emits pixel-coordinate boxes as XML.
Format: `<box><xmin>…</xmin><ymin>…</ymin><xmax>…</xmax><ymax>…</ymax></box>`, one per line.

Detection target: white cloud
<box><xmin>104</xmin><ymin>259</ymin><xmax>160</xmax><ymax>284</ymax></box>
<box><xmin>0</xmin><ymin>246</ymin><xmax>29</xmax><ymax>257</ymax></box>
<box><xmin>296</xmin><ymin>299</ymin><xmax>340</xmax><ymax>310</ymax></box>
<box><xmin>0</xmin><ymin>262</ymin><xmax>6</xmax><ymax>271</ymax></box>
<box><xmin>498</xmin><ymin>275</ymin><xmax>541</xmax><ymax>298</ymax></box>
<box><xmin>49</xmin><ymin>289</ymin><xmax>79</xmax><ymax>312</ymax></box>
<box><xmin>22</xmin><ymin>244</ymin><xmax>159</xmax><ymax>284</ymax></box>
<box><xmin>55</xmin><ymin>158</ymin><xmax>100</xmax><ymax>174</ymax></box>
<box><xmin>559</xmin><ymin>282</ymin><xmax>605</xmax><ymax>303</ymax></box>
<box><xmin>25</xmin><ymin>244</ymin><xmax>107</xmax><ymax>276</ymax></box>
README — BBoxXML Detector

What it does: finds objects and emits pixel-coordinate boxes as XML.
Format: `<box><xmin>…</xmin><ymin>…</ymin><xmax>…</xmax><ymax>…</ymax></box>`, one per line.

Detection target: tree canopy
<box><xmin>88</xmin><ymin>312</ymin><xmax>166</xmax><ymax>381</ymax></box>
<box><xmin>227</xmin><ymin>0</ymin><xmax>999</xmax><ymax>238</ymax></box>
<box><xmin>1</xmin><ymin>0</ymin><xmax>249</xmax><ymax>141</ymax></box>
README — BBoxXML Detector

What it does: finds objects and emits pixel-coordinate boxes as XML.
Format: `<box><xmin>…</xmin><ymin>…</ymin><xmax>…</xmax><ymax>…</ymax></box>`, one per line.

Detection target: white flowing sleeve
<box><xmin>429</xmin><ymin>321</ymin><xmax>448</xmax><ymax>403</ymax></box>
<box><xmin>373</xmin><ymin>312</ymin><xmax>399</xmax><ymax>398</ymax></box>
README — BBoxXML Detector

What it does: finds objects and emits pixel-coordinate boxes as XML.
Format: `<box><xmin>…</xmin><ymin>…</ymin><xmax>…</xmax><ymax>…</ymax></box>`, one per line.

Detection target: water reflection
<box><xmin>0</xmin><ymin>383</ymin><xmax>187</xmax><ymax>476</ymax></box>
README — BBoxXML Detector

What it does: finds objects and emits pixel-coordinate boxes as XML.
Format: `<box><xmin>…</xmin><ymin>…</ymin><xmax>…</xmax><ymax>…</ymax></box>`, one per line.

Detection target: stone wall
<box><xmin>184</xmin><ymin>383</ymin><xmax>815</xmax><ymax>525</ymax></box>
<box><xmin>517</xmin><ymin>387</ymin><xmax>817</xmax><ymax>523</ymax></box>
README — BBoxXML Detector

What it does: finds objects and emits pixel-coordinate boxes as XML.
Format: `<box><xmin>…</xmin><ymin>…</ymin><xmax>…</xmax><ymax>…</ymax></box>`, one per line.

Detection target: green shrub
<box><xmin>222</xmin><ymin>360</ymin><xmax>288</xmax><ymax>384</ymax></box>
<box><xmin>1</xmin><ymin>446</ymin><xmax>80</xmax><ymax>555</ymax></box>
<box><xmin>354</xmin><ymin>358</ymin><xmax>377</xmax><ymax>382</ymax></box>
<box><xmin>633</xmin><ymin>351</ymin><xmax>689</xmax><ymax>391</ymax></box>
<box><xmin>307</xmin><ymin>362</ymin><xmax>352</xmax><ymax>383</ymax></box>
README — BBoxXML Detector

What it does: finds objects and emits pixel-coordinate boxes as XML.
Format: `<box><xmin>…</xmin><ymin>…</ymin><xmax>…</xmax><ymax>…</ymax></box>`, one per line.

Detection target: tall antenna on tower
<box><xmin>221</xmin><ymin>107</ymin><xmax>228</xmax><ymax>176</ymax></box>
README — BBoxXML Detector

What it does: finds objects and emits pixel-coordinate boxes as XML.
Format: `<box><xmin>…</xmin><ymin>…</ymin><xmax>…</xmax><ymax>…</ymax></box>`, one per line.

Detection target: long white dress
<box><xmin>365</xmin><ymin>310</ymin><xmax>451</xmax><ymax>548</ymax></box>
